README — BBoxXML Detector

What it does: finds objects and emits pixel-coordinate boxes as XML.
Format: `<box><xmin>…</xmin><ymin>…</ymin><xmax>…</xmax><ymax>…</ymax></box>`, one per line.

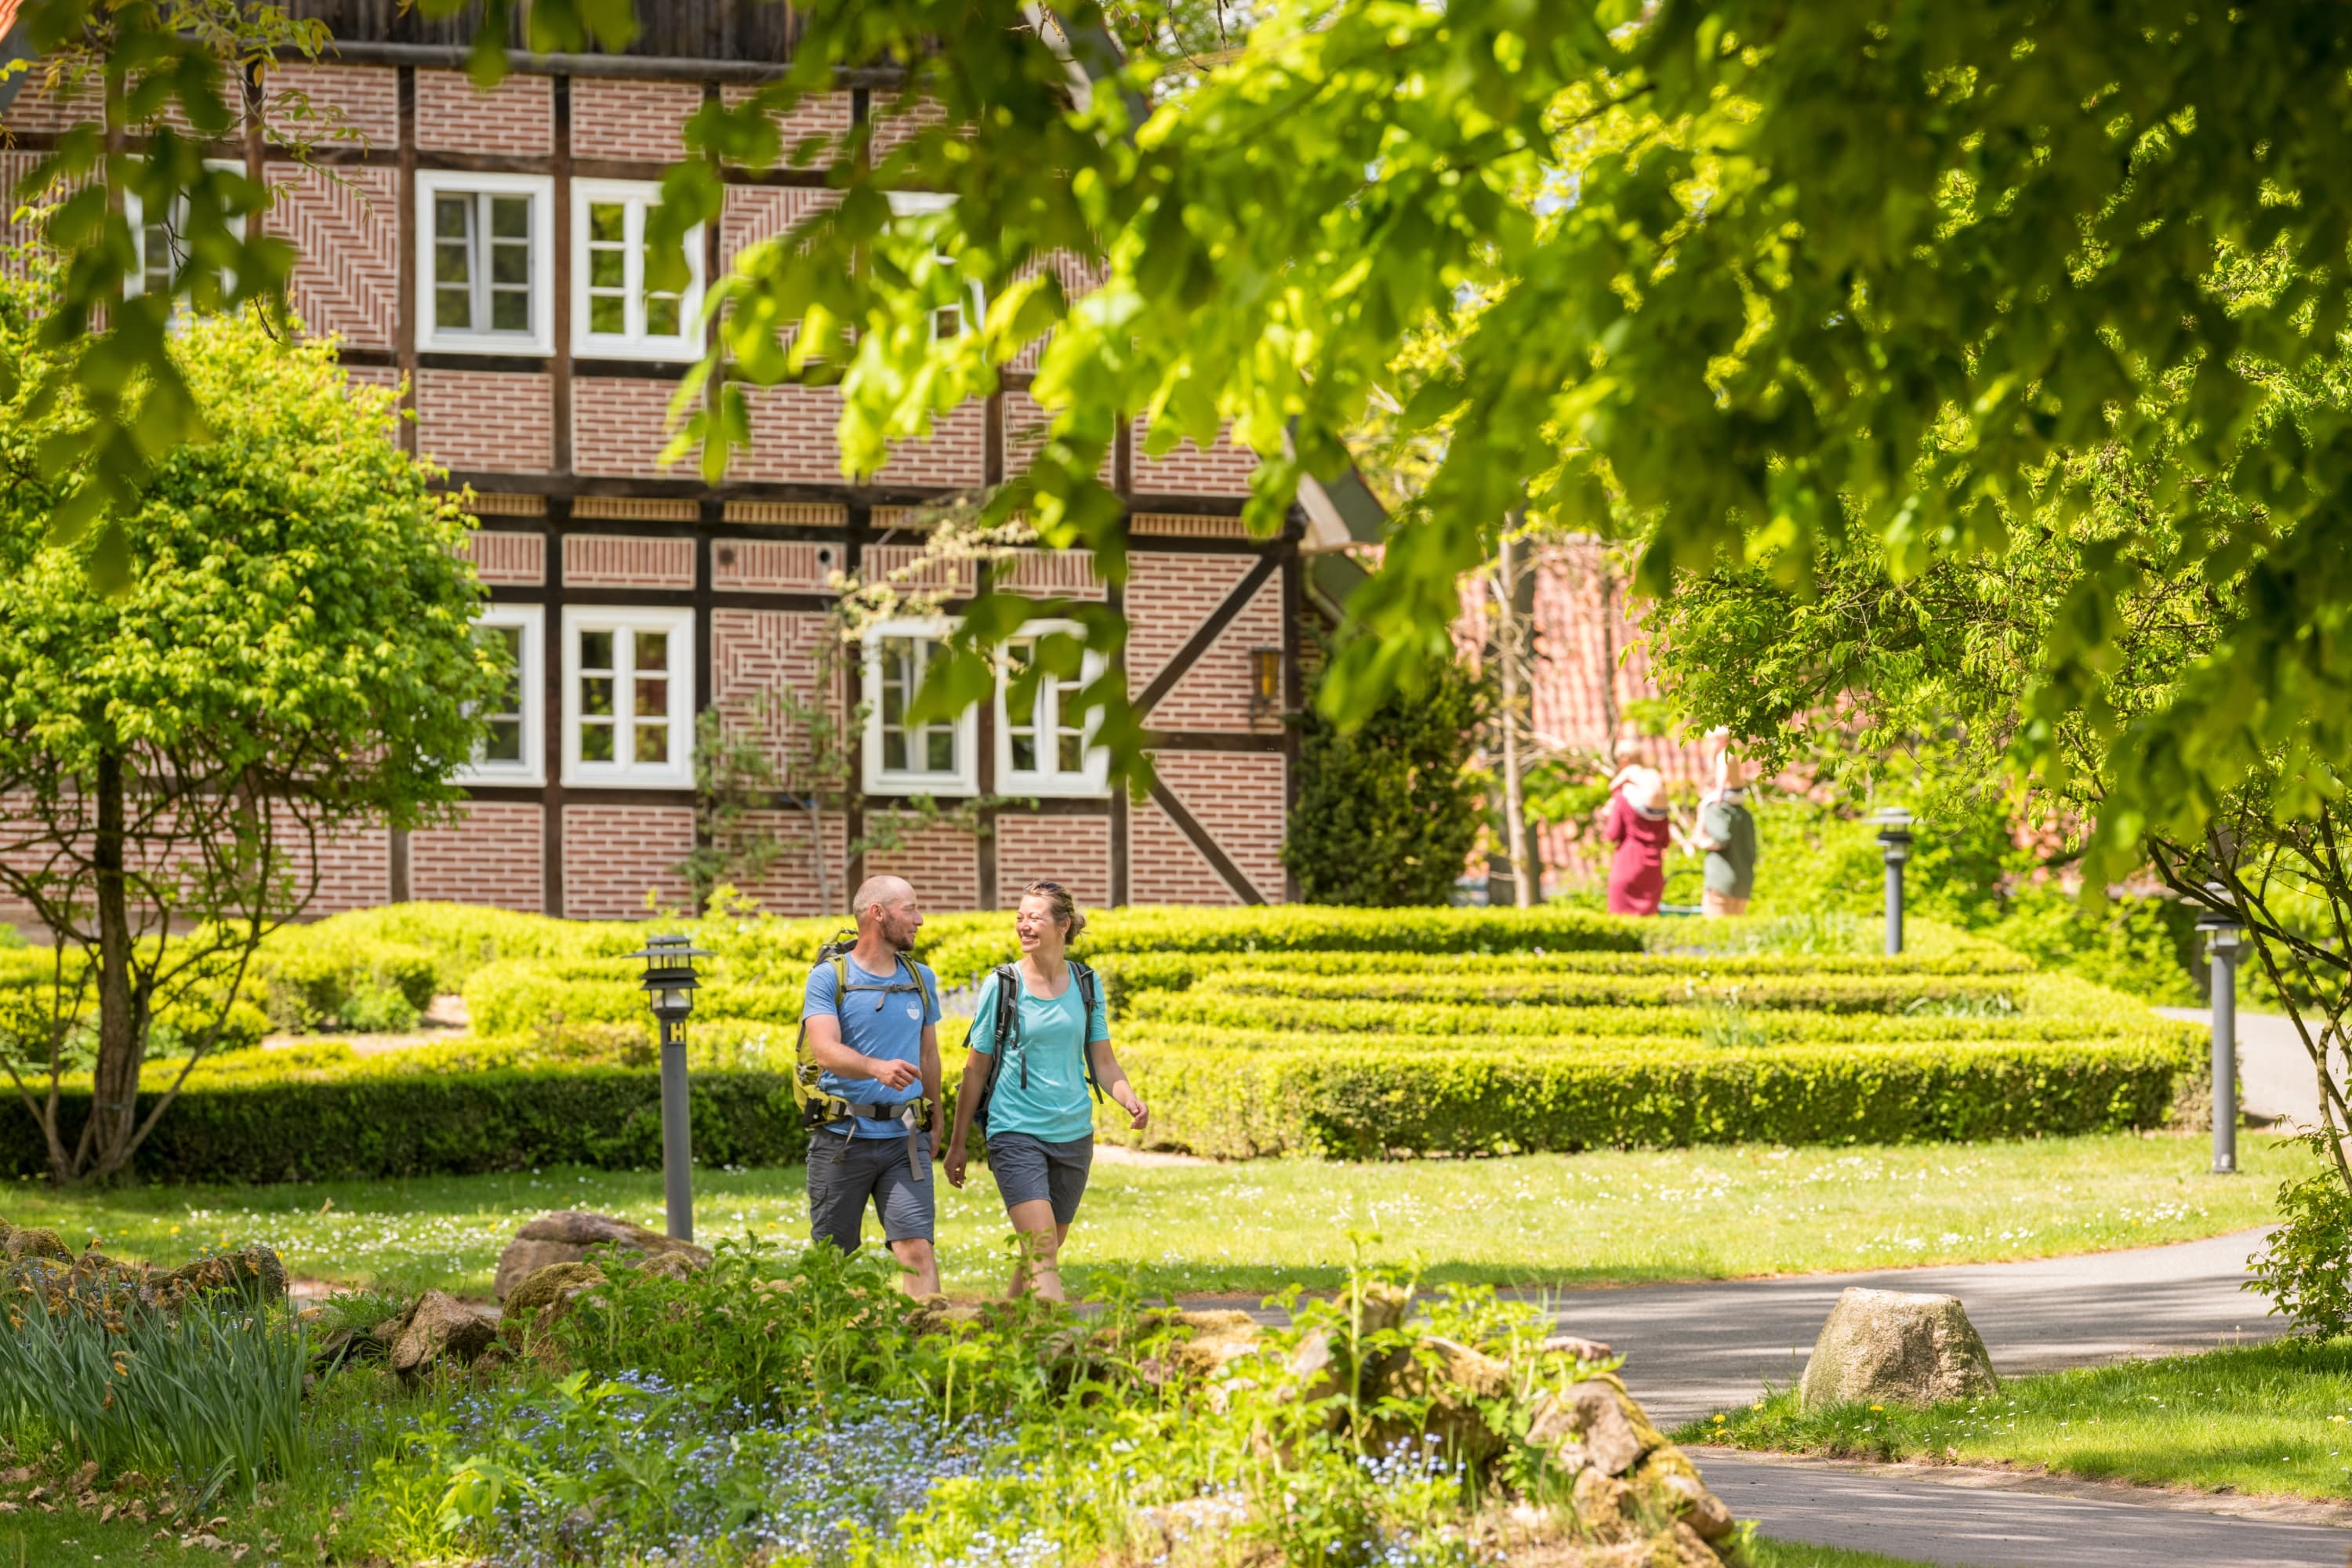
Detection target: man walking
<box><xmin>1695</xmin><ymin>744</ymin><xmax>1760</xmax><ymax>918</ymax></box>
<box><xmin>798</xmin><ymin>875</ymin><xmax>945</xmax><ymax>1294</ymax></box>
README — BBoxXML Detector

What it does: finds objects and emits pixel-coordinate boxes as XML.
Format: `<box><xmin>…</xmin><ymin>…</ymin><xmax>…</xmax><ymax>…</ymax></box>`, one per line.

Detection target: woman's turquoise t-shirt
<box><xmin>969</xmin><ymin>966</ymin><xmax>1110</xmax><ymax>1142</ymax></box>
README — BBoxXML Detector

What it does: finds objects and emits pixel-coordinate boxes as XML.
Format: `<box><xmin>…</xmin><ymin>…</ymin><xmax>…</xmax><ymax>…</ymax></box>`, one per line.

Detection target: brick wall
<box><xmin>459</xmin><ymin>529</ymin><xmax>546</xmax><ymax>586</ymax></box>
<box><xmin>416</xmin><ymin>370</ymin><xmax>554</xmax><ymax>473</ymax></box>
<box><xmin>272</xmin><ymin>165</ymin><xmax>398</xmax><ymax>348</ymax></box>
<box><xmin>417</xmin><ymin>71</ymin><xmax>551</xmax><ymax>156</ymax></box>
<box><xmin>995</xmin><ymin>815</ymin><xmax>1110</xmax><ymax>910</ymax></box>
<box><xmin>729</xmin><ymin>808</ymin><xmax>850</xmax><ymax>918</ymax></box>
<box><xmin>713</xmin><ymin>539</ymin><xmax>833</xmax><ymax>592</ymax></box>
<box><xmin>1126</xmin><ymin>551</ymin><xmax>1258</xmax><ymax>700</ymax></box>
<box><xmin>869</xmin><ymin>93</ymin><xmax>950</xmax><ymax>157</ymax></box>
<box><xmin>573</xmin><ymin>377</ymin><xmax>687</xmax><ymax>478</ymax></box>
<box><xmin>1004</xmin><ymin>252</ymin><xmax>1110</xmax><ymax>374</ymax></box>
<box><xmin>711</xmin><ymin>608</ymin><xmax>836</xmax><ymax>772</ymax></box>
<box><xmin>411</xmin><ymin>803</ymin><xmax>544</xmax><ymax>913</ymax></box>
<box><xmin>1146</xmin><ymin>571</ymin><xmax>1279</xmax><ymax>731</ymax></box>
<box><xmin>1000</xmin><ymin>388</ymin><xmax>1112</xmax><ymax>485</ymax></box>
<box><xmin>572</xmin><ymin>79</ymin><xmax>702</xmax><ymax>163</ymax></box>
<box><xmin>0</xmin><ymin>69</ymin><xmax>93</xmax><ymax>133</ymax></box>
<box><xmin>1131</xmin><ymin>419</ymin><xmax>1261</xmax><ymax>497</ymax></box>
<box><xmin>288</xmin><ymin>816</ymin><xmax>392</xmax><ymax>914</ymax></box>
<box><xmin>1155</xmin><ymin>751</ymin><xmax>1284</xmax><ymax>902</ymax></box>
<box><xmin>999</xmin><ymin>549</ymin><xmax>1106</xmax><ymax>602</ymax></box>
<box><xmin>718</xmin><ymin>85</ymin><xmax>856</xmax><ymax>168</ymax></box>
<box><xmin>863</xmin><ymin>816</ymin><xmax>981</xmax><ymax>913</ymax></box>
<box><xmin>719</xmin><ymin>186</ymin><xmax>840</xmax><ymax>272</ymax></box>
<box><xmin>561</xmin><ymin>805</ymin><xmax>695</xmax><ymax>920</ymax></box>
<box><xmin>265</xmin><ymin>64</ymin><xmax>400</xmax><ymax>149</ymax></box>
<box><xmin>563</xmin><ymin>534</ymin><xmax>696</xmax><ymax>590</ymax></box>
<box><xmin>1130</xmin><ymin>796</ymin><xmax>1239</xmax><ymax>906</ymax></box>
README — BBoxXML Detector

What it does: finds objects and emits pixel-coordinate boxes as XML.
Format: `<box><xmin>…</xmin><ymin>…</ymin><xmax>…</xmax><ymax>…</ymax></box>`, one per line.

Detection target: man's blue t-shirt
<box><xmin>968</xmin><ymin>966</ymin><xmax>1110</xmax><ymax>1142</ymax></box>
<box><xmin>801</xmin><ymin>953</ymin><xmax>940</xmax><ymax>1139</ymax></box>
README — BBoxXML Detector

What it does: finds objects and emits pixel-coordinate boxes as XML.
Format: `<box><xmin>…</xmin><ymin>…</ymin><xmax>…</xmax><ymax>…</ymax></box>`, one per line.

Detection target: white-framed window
<box><xmin>572</xmin><ymin>180</ymin><xmax>706</xmax><ymax>360</ymax></box>
<box><xmin>458</xmin><ymin>604</ymin><xmax>544</xmax><ymax>786</ymax></box>
<box><xmin>996</xmin><ymin>624</ymin><xmax>1109</xmax><ymax>797</ymax></box>
<box><xmin>124</xmin><ymin>159</ymin><xmax>246</xmax><ymax>303</ymax></box>
<box><xmin>862</xmin><ymin>618</ymin><xmax>978</xmax><ymax>797</ymax></box>
<box><xmin>416</xmin><ymin>171</ymin><xmax>556</xmax><ymax>355</ymax></box>
<box><xmin>561</xmin><ymin>607</ymin><xmax>695</xmax><ymax>788</ymax></box>
<box><xmin>885</xmin><ymin>191</ymin><xmax>984</xmax><ymax>341</ymax></box>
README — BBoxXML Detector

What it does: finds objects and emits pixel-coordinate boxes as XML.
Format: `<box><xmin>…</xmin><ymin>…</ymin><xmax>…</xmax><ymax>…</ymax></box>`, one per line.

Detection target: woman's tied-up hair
<box><xmin>1022</xmin><ymin>880</ymin><xmax>1087</xmax><ymax>942</ymax></box>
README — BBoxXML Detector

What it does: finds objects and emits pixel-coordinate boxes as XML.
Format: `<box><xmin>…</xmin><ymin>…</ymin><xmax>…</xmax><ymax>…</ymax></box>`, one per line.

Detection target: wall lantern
<box><xmin>1248</xmin><ymin>648</ymin><xmax>1282</xmax><ymax>723</ymax></box>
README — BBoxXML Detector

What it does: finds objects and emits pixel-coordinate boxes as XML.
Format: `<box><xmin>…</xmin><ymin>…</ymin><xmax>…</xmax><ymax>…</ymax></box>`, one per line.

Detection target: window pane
<box><xmin>633</xmin><ymin>676</ymin><xmax>666</xmax><ymax>718</ymax></box>
<box><xmin>590</xmin><ymin>296</ymin><xmax>626</xmax><ymax>334</ymax></box>
<box><xmin>1012</xmin><ymin>735</ymin><xmax>1036</xmax><ymax>772</ymax></box>
<box><xmin>1057</xmin><ymin>731</ymin><xmax>1084</xmax><ymax>773</ymax></box>
<box><xmin>926</xmin><ymin>728</ymin><xmax>955</xmax><ymax>773</ymax></box>
<box><xmin>435</xmin><ymin>285</ymin><xmax>473</xmax><ymax>331</ymax></box>
<box><xmin>580</xmin><ymin>631</ymin><xmax>614</xmax><ymax>670</ymax></box>
<box><xmin>588</xmin><ymin>249</ymin><xmax>626</xmax><ymax>289</ymax></box>
<box><xmin>484</xmin><ymin>718</ymin><xmax>524</xmax><ymax>763</ymax></box>
<box><xmin>634</xmin><ymin>724</ymin><xmax>668</xmax><ymax>764</ymax></box>
<box><xmin>434</xmin><ymin>196</ymin><xmax>470</xmax><ymax>242</ymax></box>
<box><xmin>490</xmin><ymin>241</ymin><xmax>530</xmax><ymax>285</ymax></box>
<box><xmin>935</xmin><ymin>304</ymin><xmax>963</xmax><ymax>339</ymax></box>
<box><xmin>884</xmin><ymin>730</ymin><xmax>906</xmax><ymax>771</ymax></box>
<box><xmin>490</xmin><ymin>289</ymin><xmax>530</xmax><ymax>332</ymax></box>
<box><xmin>433</xmin><ymin>241</ymin><xmax>472</xmax><ymax>285</ymax></box>
<box><xmin>490</xmin><ymin>195</ymin><xmax>529</xmax><ymax>239</ymax></box>
<box><xmin>634</xmin><ymin>631</ymin><xmax>669</xmax><ymax>671</ymax></box>
<box><xmin>143</xmin><ymin>221</ymin><xmax>172</xmax><ymax>292</ymax></box>
<box><xmin>644</xmin><ymin>296</ymin><xmax>681</xmax><ymax>337</ymax></box>
<box><xmin>589</xmin><ymin>202</ymin><xmax>626</xmax><ymax>243</ymax></box>
<box><xmin>581</xmin><ymin>677</ymin><xmax>615</xmax><ymax>717</ymax></box>
<box><xmin>579</xmin><ymin>721</ymin><xmax>614</xmax><ymax>762</ymax></box>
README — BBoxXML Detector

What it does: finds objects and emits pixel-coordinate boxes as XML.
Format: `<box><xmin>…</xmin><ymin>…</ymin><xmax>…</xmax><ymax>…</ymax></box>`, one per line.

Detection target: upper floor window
<box><xmin>885</xmin><ymin>192</ymin><xmax>983</xmax><ymax>343</ymax></box>
<box><xmin>416</xmin><ymin>171</ymin><xmax>554</xmax><ymax>355</ymax></box>
<box><xmin>457</xmin><ymin>604</ymin><xmax>544</xmax><ymax>786</ymax></box>
<box><xmin>997</xmin><ymin>627</ymin><xmax>1108</xmax><ymax>797</ymax></box>
<box><xmin>863</xmin><ymin>619</ymin><xmax>978</xmax><ymax>797</ymax></box>
<box><xmin>561</xmin><ymin>606</ymin><xmax>694</xmax><ymax>788</ymax></box>
<box><xmin>124</xmin><ymin>160</ymin><xmax>245</xmax><ymax>304</ymax></box>
<box><xmin>572</xmin><ymin>180</ymin><xmax>705</xmax><ymax>360</ymax></box>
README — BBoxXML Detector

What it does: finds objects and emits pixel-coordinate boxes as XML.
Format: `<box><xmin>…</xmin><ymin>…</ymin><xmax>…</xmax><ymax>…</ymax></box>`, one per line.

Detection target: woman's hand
<box><xmin>944</xmin><ymin>1140</ymin><xmax>967</xmax><ymax>1188</ymax></box>
<box><xmin>1117</xmin><ymin>1090</ymin><xmax>1149</xmax><ymax>1132</ymax></box>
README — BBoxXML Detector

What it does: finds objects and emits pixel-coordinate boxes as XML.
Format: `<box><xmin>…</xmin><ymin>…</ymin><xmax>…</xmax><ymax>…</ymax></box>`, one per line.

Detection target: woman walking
<box><xmin>1604</xmin><ymin>739</ymin><xmax>1674</xmax><ymax>916</ymax></box>
<box><xmin>944</xmin><ymin>881</ymin><xmax>1148</xmax><ymax>1301</ymax></box>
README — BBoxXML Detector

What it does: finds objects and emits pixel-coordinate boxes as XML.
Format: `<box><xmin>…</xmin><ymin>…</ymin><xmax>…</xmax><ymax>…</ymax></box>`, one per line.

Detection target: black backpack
<box><xmin>968</xmin><ymin>960</ymin><xmax>1101</xmax><ymax>1137</ymax></box>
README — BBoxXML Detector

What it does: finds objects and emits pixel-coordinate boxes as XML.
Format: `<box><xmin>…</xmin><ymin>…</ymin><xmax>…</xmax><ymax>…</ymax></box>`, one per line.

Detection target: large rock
<box><xmin>2</xmin><ymin>1225</ymin><xmax>70</xmax><ymax>1264</ymax></box>
<box><xmin>1799</xmin><ymin>1287</ymin><xmax>1998</xmax><ymax>1410</ymax></box>
<box><xmin>156</xmin><ymin>1246</ymin><xmax>289</xmax><ymax>1308</ymax></box>
<box><xmin>387</xmin><ymin>1289</ymin><xmax>499</xmax><ymax>1383</ymax></box>
<box><xmin>492</xmin><ymin>1211</ymin><xmax>710</xmax><ymax>1301</ymax></box>
<box><xmin>1527</xmin><ymin>1375</ymin><xmax>1662</xmax><ymax>1477</ymax></box>
<box><xmin>498</xmin><ymin>1261</ymin><xmax>608</xmax><ymax>1362</ymax></box>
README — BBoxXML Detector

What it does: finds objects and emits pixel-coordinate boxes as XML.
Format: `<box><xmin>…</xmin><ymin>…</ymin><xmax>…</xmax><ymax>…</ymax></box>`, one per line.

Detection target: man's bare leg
<box><xmin>891</xmin><ymin>1236</ymin><xmax>940</xmax><ymax>1296</ymax></box>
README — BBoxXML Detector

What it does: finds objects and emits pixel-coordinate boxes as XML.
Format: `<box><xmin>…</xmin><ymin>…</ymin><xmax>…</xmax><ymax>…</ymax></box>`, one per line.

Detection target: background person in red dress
<box><xmin>1604</xmin><ymin>740</ymin><xmax>1675</xmax><ymax>916</ymax></box>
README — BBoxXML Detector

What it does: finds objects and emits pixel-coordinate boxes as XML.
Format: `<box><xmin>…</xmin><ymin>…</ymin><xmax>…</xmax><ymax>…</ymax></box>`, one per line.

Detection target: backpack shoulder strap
<box><xmin>1071</xmin><ymin>960</ymin><xmax>1105</xmax><ymax>1100</ymax></box>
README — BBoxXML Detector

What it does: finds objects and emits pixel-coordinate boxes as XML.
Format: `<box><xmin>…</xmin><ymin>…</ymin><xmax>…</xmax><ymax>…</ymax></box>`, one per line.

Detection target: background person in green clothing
<box><xmin>1694</xmin><ymin>740</ymin><xmax>1761</xmax><ymax>917</ymax></box>
<box><xmin>944</xmin><ymin>881</ymin><xmax>1148</xmax><ymax>1301</ymax></box>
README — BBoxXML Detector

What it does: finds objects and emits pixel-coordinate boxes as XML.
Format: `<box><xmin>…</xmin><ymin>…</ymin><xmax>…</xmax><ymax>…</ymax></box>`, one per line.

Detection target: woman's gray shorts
<box><xmin>985</xmin><ymin>1131</ymin><xmax>1094</xmax><ymax>1225</ymax></box>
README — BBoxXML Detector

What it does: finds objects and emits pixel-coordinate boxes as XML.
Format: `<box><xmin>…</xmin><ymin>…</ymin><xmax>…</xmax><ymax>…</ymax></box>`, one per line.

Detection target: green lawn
<box><xmin>11</xmin><ymin>1129</ymin><xmax>2303</xmax><ymax>1300</ymax></box>
<box><xmin>1748</xmin><ymin>1540</ymin><xmax>1944</xmax><ymax>1568</ymax></box>
<box><xmin>1687</xmin><ymin>1336</ymin><xmax>2352</xmax><ymax>1501</ymax></box>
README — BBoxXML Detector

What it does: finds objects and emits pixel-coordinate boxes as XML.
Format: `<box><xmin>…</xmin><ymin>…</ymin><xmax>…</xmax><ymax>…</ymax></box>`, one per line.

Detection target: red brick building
<box><xmin>0</xmin><ymin>5</ymin><xmax>1403</xmax><ymax>919</ymax></box>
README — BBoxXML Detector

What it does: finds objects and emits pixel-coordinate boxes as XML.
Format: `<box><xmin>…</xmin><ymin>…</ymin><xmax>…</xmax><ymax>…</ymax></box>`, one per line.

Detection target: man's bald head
<box><xmin>852</xmin><ymin>876</ymin><xmax>923</xmax><ymax>950</ymax></box>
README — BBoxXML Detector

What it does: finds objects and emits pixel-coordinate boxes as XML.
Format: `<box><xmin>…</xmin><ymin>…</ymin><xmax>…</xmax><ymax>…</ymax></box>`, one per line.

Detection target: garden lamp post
<box><xmin>627</xmin><ymin>935</ymin><xmax>712</xmax><ymax>1241</ymax></box>
<box><xmin>1872</xmin><ymin>809</ymin><xmax>1915</xmax><ymax>956</ymax></box>
<box><xmin>2196</xmin><ymin>889</ymin><xmax>2245</xmax><ymax>1176</ymax></box>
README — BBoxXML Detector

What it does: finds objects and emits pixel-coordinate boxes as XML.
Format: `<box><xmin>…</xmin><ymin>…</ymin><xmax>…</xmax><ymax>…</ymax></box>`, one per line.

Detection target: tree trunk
<box><xmin>805</xmin><ymin>797</ymin><xmax>833</xmax><ymax>918</ymax></box>
<box><xmin>82</xmin><ymin>748</ymin><xmax>142</xmax><ymax>1184</ymax></box>
<box><xmin>1497</xmin><ymin>529</ymin><xmax>1535</xmax><ymax>909</ymax></box>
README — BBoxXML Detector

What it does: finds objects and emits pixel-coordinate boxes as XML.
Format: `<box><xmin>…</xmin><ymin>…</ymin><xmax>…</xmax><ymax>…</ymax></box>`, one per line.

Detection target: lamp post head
<box><xmin>626</xmin><ymin>934</ymin><xmax>712</xmax><ymax>1025</ymax></box>
<box><xmin>2194</xmin><ymin>904</ymin><xmax>2246</xmax><ymax>956</ymax></box>
<box><xmin>1871</xmin><ymin>807</ymin><xmax>1914</xmax><ymax>862</ymax></box>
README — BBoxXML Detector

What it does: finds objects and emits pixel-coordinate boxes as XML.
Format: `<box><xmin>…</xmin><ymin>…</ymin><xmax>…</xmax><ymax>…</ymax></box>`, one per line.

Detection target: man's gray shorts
<box><xmin>808</xmin><ymin>1128</ymin><xmax>934</xmax><ymax>1251</ymax></box>
<box><xmin>985</xmin><ymin>1131</ymin><xmax>1093</xmax><ymax>1226</ymax></box>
